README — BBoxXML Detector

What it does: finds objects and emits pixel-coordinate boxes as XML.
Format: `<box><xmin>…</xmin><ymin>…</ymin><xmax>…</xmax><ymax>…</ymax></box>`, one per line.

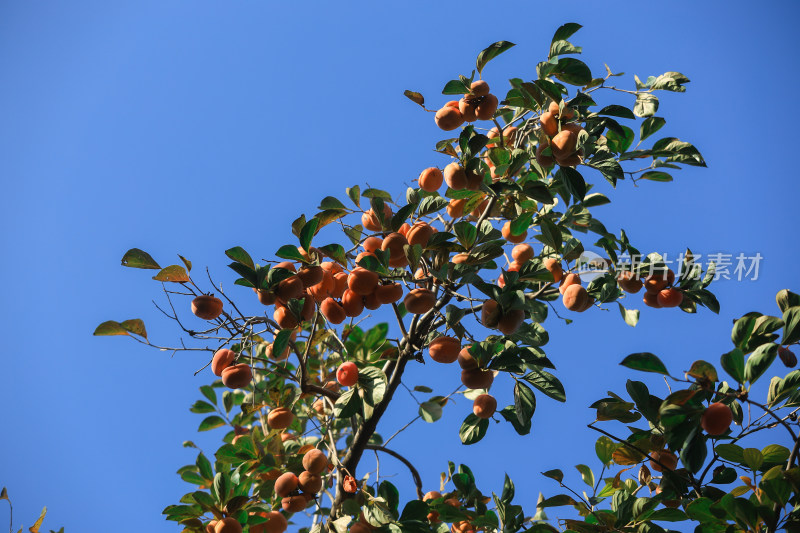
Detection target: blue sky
<box><xmin>1</xmin><ymin>1</ymin><xmax>798</xmax><ymax>531</ymax></box>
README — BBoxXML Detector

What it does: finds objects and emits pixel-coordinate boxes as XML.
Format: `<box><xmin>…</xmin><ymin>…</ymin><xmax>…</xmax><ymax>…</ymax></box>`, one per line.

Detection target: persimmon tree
<box><xmin>95</xmin><ymin>23</ymin><xmax>799</xmax><ymax>533</ymax></box>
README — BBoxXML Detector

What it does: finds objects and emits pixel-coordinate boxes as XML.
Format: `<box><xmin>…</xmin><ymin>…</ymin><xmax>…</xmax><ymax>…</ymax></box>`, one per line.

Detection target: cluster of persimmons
<box><xmin>182</xmin><ymin>76</ymin><xmax>694</xmax><ymax>533</ymax></box>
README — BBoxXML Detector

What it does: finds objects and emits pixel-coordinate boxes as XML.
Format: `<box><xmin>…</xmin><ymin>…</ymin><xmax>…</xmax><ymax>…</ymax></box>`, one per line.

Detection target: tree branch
<box><xmin>364</xmin><ymin>444</ymin><xmax>424</xmax><ymax>499</ymax></box>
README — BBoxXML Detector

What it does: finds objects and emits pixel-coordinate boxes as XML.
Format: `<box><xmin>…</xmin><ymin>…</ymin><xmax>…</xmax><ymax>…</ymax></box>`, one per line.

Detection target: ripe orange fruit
<box><xmin>297</xmin><ymin>265</ymin><xmax>324</xmax><ymax>287</ymax></box>
<box><xmin>268</xmin><ymin>407</ymin><xmax>294</xmax><ymax>430</ymax></box>
<box><xmin>275</xmin><ymin>275</ymin><xmax>304</xmax><ymax>303</ymax></box>
<box><xmin>428</xmin><ymin>336</ymin><xmax>461</xmax><ymax>363</ymax></box>
<box><xmin>221</xmin><ymin>364</ymin><xmax>252</xmax><ymax>389</ymax></box>
<box><xmin>559</xmin><ymin>273</ymin><xmax>581</xmax><ymax>294</ymax></box>
<box><xmin>363</xmin><ymin>290</ymin><xmax>381</xmax><ymax>310</ymax></box>
<box><xmin>381</xmin><ymin>232</ymin><xmax>410</xmax><ymax>267</ymax></box>
<box><xmin>302</xmin><ymin>448</ymin><xmax>328</xmax><ymax>474</ymax></box>
<box><xmin>461</xmin><ymin>368</ymin><xmax>494</xmax><ymax>389</ymax></box>
<box><xmin>330</xmin><ymin>272</ymin><xmax>348</xmax><ymax>299</ymax></box>
<box><xmin>211</xmin><ymin>349</ymin><xmax>236</xmax><ymax>376</ymax></box>
<box><xmin>192</xmin><ymin>295</ymin><xmax>223</xmax><ymax>320</ymax></box>
<box><xmin>511</xmin><ymin>243</ymin><xmax>534</xmax><ymax>263</ymax></box>
<box><xmin>406</xmin><ymin>221</ymin><xmax>434</xmax><ymax>248</ymax></box>
<box><xmin>616</xmin><ymin>271</ymin><xmax>642</xmax><ymax>294</ymax></box>
<box><xmin>543</xmin><ymin>258</ymin><xmax>563</xmax><ymax>282</ymax></box>
<box><xmin>273</xmin><ymin>304</ymin><xmax>299</xmax><ymax>329</ymax></box>
<box><xmin>644</xmin><ymin>269</ymin><xmax>675</xmax><ymax>293</ymax></box>
<box><xmin>486</xmin><ymin>126</ymin><xmax>518</xmax><ymax>148</ymax></box>
<box><xmin>298</xmin><ymin>471</ymin><xmax>322</xmax><ymax>494</ymax></box>
<box><xmin>481</xmin><ymin>299</ymin><xmax>501</xmax><ymax>328</ymax></box>
<box><xmin>404</xmin><ymin>288</ymin><xmax>436</xmax><ymax>314</ymax></box>
<box><xmin>336</xmin><ymin>361</ymin><xmax>359</xmax><ymax>387</ymax></box>
<box><xmin>701</xmin><ymin>402</ymin><xmax>733</xmax><ymax>436</ymax></box>
<box><xmin>249</xmin><ymin>511</ymin><xmax>287</xmax><ymax>533</ymax></box>
<box><xmin>362</xmin><ymin>236</ymin><xmax>383</xmax><ymax>253</ymax></box>
<box><xmin>501</xmin><ymin>221</ymin><xmax>527</xmax><ymax>243</ymax></box>
<box><xmin>657</xmin><ymin>288</ymin><xmax>684</xmax><ymax>308</ymax></box>
<box><xmin>643</xmin><ymin>291</ymin><xmax>662</xmax><ymax>308</ymax></box>
<box><xmin>274</xmin><ymin>261</ymin><xmax>297</xmax><ymax>272</ymax></box>
<box><xmin>275</xmin><ymin>472</ymin><xmax>299</xmax><ymax>498</ymax></box>
<box><xmin>497</xmin><ymin>308</ymin><xmax>524</xmax><ymax>335</ymax></box>
<box><xmin>649</xmin><ymin>450</ymin><xmax>678</xmax><ymax>472</ymax></box>
<box><xmin>435</xmin><ymin>105</ymin><xmax>465</xmax><ymax>131</ymax></box>
<box><xmin>458</xmin><ymin>346</ymin><xmax>478</xmax><ymax>370</ymax></box>
<box><xmin>320</xmin><ymin>298</ymin><xmax>346</xmax><ymax>324</ymax></box>
<box><xmin>475</xmin><ymin>94</ymin><xmax>498</xmax><ymax>120</ymax></box>
<box><xmin>375</xmin><ymin>283</ymin><xmax>403</xmax><ymax>304</ymax></box>
<box><xmin>550</xmin><ymin>129</ymin><xmax>578</xmax><ymax>157</ymax></box>
<box><xmin>470</xmin><ymin>80</ymin><xmax>490</xmax><ymax>96</ymax></box>
<box><xmin>535</xmin><ymin>141</ymin><xmax>555</xmax><ymax>167</ymax></box>
<box><xmin>266</xmin><ymin>342</ymin><xmax>290</xmax><ymax>361</ymax></box>
<box><xmin>281</xmin><ymin>495</ymin><xmax>306</xmax><ymax>513</ymax></box>
<box><xmin>444</xmin><ymin>162</ymin><xmax>468</xmax><ymax>190</ymax></box>
<box><xmin>473</xmin><ymin>394</ymin><xmax>497</xmax><ymax>418</ymax></box>
<box><xmin>341</xmin><ymin>289</ymin><xmax>365</xmax><ymax>317</ymax></box>
<box><xmin>419</xmin><ymin>167</ymin><xmax>444</xmax><ymax>192</ymax></box>
<box><xmin>214</xmin><ymin>517</ymin><xmax>242</xmax><ymax>533</ymax></box>
<box><xmin>447</xmin><ymin>198</ymin><xmax>467</xmax><ymax>218</ymax></box>
<box><xmin>256</xmin><ymin>289</ymin><xmax>277</xmax><ymax>305</ymax></box>
<box><xmin>348</xmin><ymin>267</ymin><xmax>379</xmax><ymax>296</ymax></box>
<box><xmin>458</xmin><ymin>97</ymin><xmax>478</xmax><ymax>122</ymax></box>
<box><xmin>562</xmin><ymin>284</ymin><xmax>589</xmax><ymax>311</ymax></box>
<box><xmin>555</xmin><ymin>150</ymin><xmax>582</xmax><ymax>167</ymax></box>
<box><xmin>539</xmin><ymin>111</ymin><xmax>558</xmax><ymax>137</ymax></box>
<box><xmin>423</xmin><ymin>491</ymin><xmax>442</xmax><ymax>501</ymax></box>
<box><xmin>361</xmin><ymin>203</ymin><xmax>393</xmax><ymax>232</ymax></box>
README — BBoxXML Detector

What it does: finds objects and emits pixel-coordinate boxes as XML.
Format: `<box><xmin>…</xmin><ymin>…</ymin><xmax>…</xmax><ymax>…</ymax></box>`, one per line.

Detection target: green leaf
<box><xmin>476</xmin><ymin>41</ymin><xmax>515</xmax><ymax>75</ymax></box>
<box><xmin>649</xmin><ymin>72</ymin><xmax>690</xmax><ymax>92</ymax></box>
<box><xmin>513</xmin><ymin>381</ymin><xmax>536</xmax><ymax>425</ymax></box>
<box><xmin>640</xmin><ymin>117</ymin><xmax>666</xmax><ymax>141</ymax></box>
<box><xmin>200</xmin><ymin>385</ymin><xmax>217</xmax><ymax>405</ymax></box>
<box><xmin>419</xmin><ymin>400</ymin><xmax>443</xmax><ymax>423</ymax></box>
<box><xmin>617</xmin><ymin>303</ymin><xmax>639</xmax><ymax>327</ymax></box>
<box><xmin>595</xmin><ymin>436</ymin><xmax>617</xmax><ymax>465</ymax></box>
<box><xmin>549</xmin><ymin>40</ymin><xmax>582</xmax><ymax>59</ymax></box>
<box><xmin>442</xmin><ymin>79</ymin><xmax>470</xmax><ymax>95</ymax></box>
<box><xmin>687</xmin><ymin>360</ymin><xmax>717</xmax><ymax>382</ymax></box>
<box><xmin>299</xmin><ymin>218</ymin><xmax>320</xmax><ymax>253</ymax></box>
<box><xmin>152</xmin><ymin>265</ymin><xmax>190</xmax><ymax>283</ymax></box>
<box><xmin>633</xmin><ymin>93</ymin><xmax>659</xmax><ymax>117</ymax></box>
<box><xmin>714</xmin><ymin>443</ymin><xmax>744</xmax><ymax>464</ymax></box>
<box><xmin>575</xmin><ymin>464</ymin><xmax>594</xmax><ymax>487</ymax></box>
<box><xmin>598</xmin><ymin>105</ymin><xmax>635</xmax><ymax>120</ymax></box>
<box><xmin>552</xmin><ymin>58</ymin><xmax>592</xmax><ymax>86</ymax></box>
<box><xmin>620</xmin><ymin>353</ymin><xmax>669</xmax><ymax>375</ymax></box>
<box><xmin>198</xmin><ymin>415</ymin><xmax>226</xmax><ymax>432</ymax></box>
<box><xmin>558</xmin><ymin>167</ymin><xmax>586</xmax><ymax>202</ymax></box>
<box><xmin>542</xmin><ymin>469</ymin><xmax>563</xmax><ymax>483</ymax></box>
<box><xmin>744</xmin><ymin>342</ymin><xmax>778</xmax><ymax>384</ymax></box>
<box><xmin>742</xmin><ymin>448</ymin><xmax>763</xmax><ymax>471</ymax></box>
<box><xmin>647</xmin><ymin>508</ymin><xmax>687</xmax><ymax>522</ymax></box>
<box><xmin>120</xmin><ymin>318</ymin><xmax>148</xmax><ymax>339</ymax></box>
<box><xmin>319</xmin><ymin>244</ymin><xmax>347</xmax><ymax>266</ymax></box>
<box><xmin>459</xmin><ymin>413</ymin><xmax>489</xmax><ymax>445</ymax></box>
<box><xmin>347</xmin><ymin>185</ymin><xmax>361</xmax><ymax>208</ymax></box>
<box><xmin>189</xmin><ymin>400</ymin><xmax>216</xmax><ymax>414</ymax></box>
<box><xmin>120</xmin><ymin>248</ymin><xmax>160</xmax><ymax>269</ymax></box>
<box><xmin>551</xmin><ymin>22</ymin><xmax>582</xmax><ymax>43</ymax></box>
<box><xmin>523</xmin><ymin>368</ymin><xmax>566</xmax><ymax>402</ymax></box>
<box><xmin>93</xmin><ymin>320</ymin><xmax>129</xmax><ymax>337</ymax></box>
<box><xmin>453</xmin><ymin>221</ymin><xmax>478</xmax><ymax>249</ymax></box>
<box><xmin>761</xmin><ymin>444</ymin><xmax>790</xmax><ymax>465</ymax></box>
<box><xmin>275</xmin><ymin>245</ymin><xmax>306</xmax><ymax>262</ymax></box>
<box><xmin>605</xmin><ymin>126</ymin><xmax>634</xmax><ymax>154</ymax></box>
<box><xmin>776</xmin><ymin>290</ymin><xmax>800</xmax><ymax>313</ymax></box>
<box><xmin>782</xmin><ymin>307</ymin><xmax>800</xmax><ymax>345</ymax></box>
<box><xmin>639</xmin><ymin>171</ymin><xmax>673</xmax><ymax>182</ymax></box>
<box><xmin>334</xmin><ymin>388</ymin><xmax>360</xmax><ymax>419</ymax></box>
<box><xmin>720</xmin><ymin>349</ymin><xmax>745</xmax><ymax>384</ymax></box>
<box><xmin>318</xmin><ymin>196</ymin><xmax>347</xmax><ymax>211</ymax></box>
<box><xmin>419</xmin><ymin>196</ymin><xmax>448</xmax><ymax>217</ymax></box>
<box><xmin>225</xmin><ymin>247</ymin><xmax>254</xmax><ymax>269</ymax></box>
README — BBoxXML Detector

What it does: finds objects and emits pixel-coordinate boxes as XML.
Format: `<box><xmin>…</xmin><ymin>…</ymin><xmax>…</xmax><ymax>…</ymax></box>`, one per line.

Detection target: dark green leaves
<box><xmin>640</xmin><ymin>117</ymin><xmax>666</xmax><ymax>141</ymax></box>
<box><xmin>198</xmin><ymin>415</ymin><xmax>226</xmax><ymax>432</ymax></box>
<box><xmin>275</xmin><ymin>245</ymin><xmax>306</xmax><ymax>263</ymax></box>
<box><xmin>513</xmin><ymin>381</ymin><xmax>536</xmax><ymax>426</ymax></box>
<box><xmin>459</xmin><ymin>413</ymin><xmax>489</xmax><ymax>444</ymax></box>
<box><xmin>442</xmin><ymin>79</ymin><xmax>470</xmax><ymax>95</ymax></box>
<box><xmin>523</xmin><ymin>369</ymin><xmax>566</xmax><ymax>402</ymax></box>
<box><xmin>720</xmin><ymin>348</ymin><xmax>745</xmax><ymax>384</ymax></box>
<box><xmin>476</xmin><ymin>41</ymin><xmax>515</xmax><ymax>75</ymax></box>
<box><xmin>225</xmin><ymin>247</ymin><xmax>254</xmax><ymax>270</ymax></box>
<box><xmin>299</xmin><ymin>218</ymin><xmax>320</xmax><ymax>253</ymax></box>
<box><xmin>551</xmin><ymin>22</ymin><xmax>582</xmax><ymax>43</ymax></box>
<box><xmin>121</xmin><ymin>248</ymin><xmax>160</xmax><ymax>269</ymax></box>
<box><xmin>552</xmin><ymin>58</ymin><xmax>593</xmax><ymax>86</ymax></box>
<box><xmin>620</xmin><ymin>353</ymin><xmax>669</xmax><ymax>375</ymax></box>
